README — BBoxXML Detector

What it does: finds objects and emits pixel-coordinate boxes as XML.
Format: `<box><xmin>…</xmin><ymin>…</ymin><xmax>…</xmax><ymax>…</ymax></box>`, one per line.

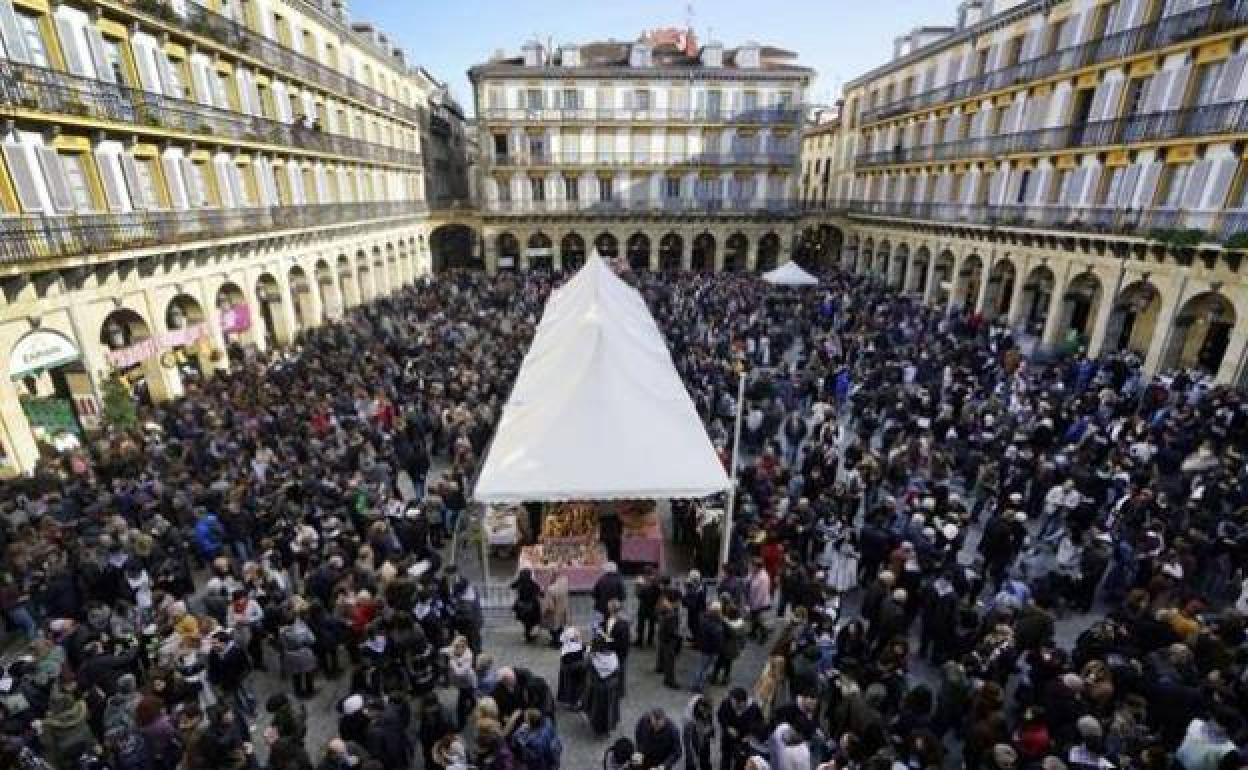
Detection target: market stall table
<box><xmin>518</xmin><ymin>543</ymin><xmax>607</xmax><ymax>592</ymax></box>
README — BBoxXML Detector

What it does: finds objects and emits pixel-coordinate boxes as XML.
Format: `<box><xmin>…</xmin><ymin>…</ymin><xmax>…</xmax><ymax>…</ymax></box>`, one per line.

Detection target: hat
<box><xmin>992</xmin><ymin>744</ymin><xmax>1018</xmax><ymax>768</ymax></box>
<box><xmin>1014</xmin><ymin>512</ymin><xmax>1028</xmax><ymax>523</ymax></box>
<box><xmin>1008</xmin><ymin>492</ymin><xmax>1024</xmax><ymax>504</ymax></box>
<box><xmin>942</xmin><ymin>523</ymin><xmax>960</xmax><ymax>540</ymax></box>
<box><xmin>341</xmin><ymin>694</ymin><xmax>364</xmax><ymax>715</ymax></box>
<box><xmin>1076</xmin><ymin>715</ymin><xmax>1103</xmax><ymax>739</ymax></box>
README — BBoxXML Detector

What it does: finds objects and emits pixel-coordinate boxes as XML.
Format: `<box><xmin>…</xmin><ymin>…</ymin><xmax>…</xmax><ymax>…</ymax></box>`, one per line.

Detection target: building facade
<box><xmin>801</xmin><ymin>0</ymin><xmax>1248</xmax><ymax>386</ymax></box>
<box><xmin>0</xmin><ymin>0</ymin><xmax>465</xmax><ymax>475</ymax></box>
<box><xmin>469</xmin><ymin>31</ymin><xmax>811</xmax><ymax>272</ymax></box>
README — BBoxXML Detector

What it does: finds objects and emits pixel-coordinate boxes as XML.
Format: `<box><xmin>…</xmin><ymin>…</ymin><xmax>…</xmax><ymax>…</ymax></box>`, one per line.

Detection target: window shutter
<box><xmin>1181</xmin><ymin>159</ymin><xmax>1212</xmax><ymax>209</ymax></box>
<box><xmin>1144</xmin><ymin>71</ymin><xmax>1171</xmax><ymax>112</ymax></box>
<box><xmin>157</xmin><ymin>54</ymin><xmax>182</xmax><ymax>98</ymax></box>
<box><xmin>1087</xmin><ymin>83</ymin><xmax>1109</xmax><ymax>122</ymax></box>
<box><xmin>119</xmin><ymin>154</ymin><xmax>148</xmax><ymax>209</ymax></box>
<box><xmin>162</xmin><ymin>156</ymin><xmax>187</xmax><ymax>209</ymax></box>
<box><xmin>1133</xmin><ymin>161</ymin><xmax>1163</xmax><ymax>207</ymax></box>
<box><xmin>1163</xmin><ymin>64</ymin><xmax>1192</xmax><ymax>110</ymax></box>
<box><xmin>213</xmin><ymin>159</ymin><xmax>233</xmax><ymax>206</ymax></box>
<box><xmin>180</xmin><ymin>157</ymin><xmax>203</xmax><ymax>206</ymax></box>
<box><xmin>85</xmin><ymin>27</ymin><xmax>115</xmax><ymax>83</ymax></box>
<box><xmin>1119</xmin><ymin>0</ymin><xmax>1146</xmax><ymax>30</ymax></box>
<box><xmin>36</xmin><ymin>146</ymin><xmax>73</xmax><ymax>212</ymax></box>
<box><xmin>54</xmin><ymin>18</ymin><xmax>87</xmax><ymax>75</ymax></box>
<box><xmin>191</xmin><ymin>60</ymin><xmax>213</xmax><ymax>106</ymax></box>
<box><xmin>0</xmin><ymin>0</ymin><xmax>30</xmax><ymax>62</ymax></box>
<box><xmin>94</xmin><ymin>151</ymin><xmax>126</xmax><ymax>211</ymax></box>
<box><xmin>1047</xmin><ymin>88</ymin><xmax>1071</xmax><ymax>127</ymax></box>
<box><xmin>2</xmin><ymin>142</ymin><xmax>43</xmax><ymax>212</ymax></box>
<box><xmin>230</xmin><ymin>164</ymin><xmax>247</xmax><ymax>205</ymax></box>
<box><xmin>1215</xmin><ymin>53</ymin><xmax>1248</xmax><ymax>103</ymax></box>
<box><xmin>1030</xmin><ymin>168</ymin><xmax>1053</xmax><ymax>204</ymax></box>
<box><xmin>1116</xmin><ymin>164</ymin><xmax>1142</xmax><ymax>206</ymax></box>
<box><xmin>1058</xmin><ymin>13</ymin><xmax>1081</xmax><ymax>48</ymax></box>
<box><xmin>1204</xmin><ymin>157</ymin><xmax>1237</xmax><ymax>209</ymax></box>
<box><xmin>1097</xmin><ymin>79</ymin><xmax>1124</xmax><ymax>120</ymax></box>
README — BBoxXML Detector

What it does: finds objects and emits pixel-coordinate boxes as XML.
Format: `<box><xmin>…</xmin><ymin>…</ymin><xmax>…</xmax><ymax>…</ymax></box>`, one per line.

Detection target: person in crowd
<box><xmin>683</xmin><ymin>695</ymin><xmax>716</xmax><ymax>770</ymax></box>
<box><xmin>584</xmin><ymin>633</ymin><xmax>621</xmax><ymax>737</ymax></box>
<box><xmin>510</xmin><ymin>568</ymin><xmax>544</xmax><ymax>644</ymax></box>
<box><xmin>636</xmin><ymin>707</ymin><xmax>683</xmax><ymax>770</ymax></box>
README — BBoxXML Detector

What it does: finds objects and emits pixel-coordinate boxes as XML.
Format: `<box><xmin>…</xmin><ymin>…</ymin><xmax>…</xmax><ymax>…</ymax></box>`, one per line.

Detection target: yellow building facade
<box><xmin>0</xmin><ymin>0</ymin><xmax>450</xmax><ymax>475</ymax></box>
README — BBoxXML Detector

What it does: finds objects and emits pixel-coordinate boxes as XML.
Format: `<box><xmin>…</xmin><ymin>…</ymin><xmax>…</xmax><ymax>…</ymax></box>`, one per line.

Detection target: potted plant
<box><xmin>100</xmin><ymin>374</ymin><xmax>137</xmax><ymax>431</ymax></box>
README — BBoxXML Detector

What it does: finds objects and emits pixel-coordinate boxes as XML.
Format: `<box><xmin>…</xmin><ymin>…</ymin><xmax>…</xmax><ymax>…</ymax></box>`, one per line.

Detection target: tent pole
<box><xmin>719</xmin><ymin>370</ymin><xmax>746</xmax><ymax>571</ymax></box>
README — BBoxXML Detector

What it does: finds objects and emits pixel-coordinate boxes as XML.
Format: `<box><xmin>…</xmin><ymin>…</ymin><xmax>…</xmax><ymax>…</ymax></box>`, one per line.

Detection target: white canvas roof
<box><xmin>762</xmin><ymin>260</ymin><xmax>819</xmax><ymax>286</ymax></box>
<box><xmin>473</xmin><ymin>255</ymin><xmax>730</xmax><ymax>503</ymax></box>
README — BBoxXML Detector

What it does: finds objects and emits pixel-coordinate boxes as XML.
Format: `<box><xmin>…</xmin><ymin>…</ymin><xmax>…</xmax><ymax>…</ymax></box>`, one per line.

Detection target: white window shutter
<box><xmin>1204</xmin><ymin>157</ymin><xmax>1237</xmax><ymax>209</ymax></box>
<box><xmin>1133</xmin><ymin>161</ymin><xmax>1163</xmax><ymax>207</ymax></box>
<box><xmin>1116</xmin><ymin>164</ymin><xmax>1142</xmax><ymax>206</ymax></box>
<box><xmin>1087</xmin><ymin>83</ymin><xmax>1109</xmax><ymax>122</ymax></box>
<box><xmin>54</xmin><ymin>18</ymin><xmax>87</xmax><ymax>75</ymax></box>
<box><xmin>2</xmin><ymin>142</ymin><xmax>43</xmax><ymax>212</ymax></box>
<box><xmin>1163</xmin><ymin>65</ymin><xmax>1192</xmax><ymax>110</ymax></box>
<box><xmin>94</xmin><ymin>151</ymin><xmax>126</xmax><ymax>211</ymax></box>
<box><xmin>1047</xmin><ymin>88</ymin><xmax>1071</xmax><ymax>128</ymax></box>
<box><xmin>157</xmin><ymin>54</ymin><xmax>182</xmax><ymax>98</ymax></box>
<box><xmin>1098</xmin><ymin>79</ymin><xmax>1124</xmax><ymax>120</ymax></box>
<box><xmin>119</xmin><ymin>154</ymin><xmax>148</xmax><ymax>209</ymax></box>
<box><xmin>1058</xmin><ymin>13</ymin><xmax>1081</xmax><ymax>48</ymax></box>
<box><xmin>133</xmin><ymin>45</ymin><xmax>161</xmax><ymax>92</ymax></box>
<box><xmin>162</xmin><ymin>156</ymin><xmax>187</xmax><ymax>209</ymax></box>
<box><xmin>1027</xmin><ymin>94</ymin><xmax>1051</xmax><ymax>131</ymax></box>
<box><xmin>36</xmin><ymin>146</ymin><xmax>73</xmax><ymax>212</ymax></box>
<box><xmin>1030</xmin><ymin>168</ymin><xmax>1053</xmax><ymax>204</ymax></box>
<box><xmin>1144</xmin><ymin>71</ymin><xmax>1172</xmax><ymax>112</ymax></box>
<box><xmin>213</xmin><ymin>160</ymin><xmax>233</xmax><ymax>206</ymax></box>
<box><xmin>85</xmin><ymin>27</ymin><xmax>114</xmax><ymax>83</ymax></box>
<box><xmin>1120</xmin><ymin>0</ymin><xmax>1146</xmax><ymax>30</ymax></box>
<box><xmin>1181</xmin><ymin>159</ymin><xmax>1212</xmax><ymax>209</ymax></box>
<box><xmin>1215</xmin><ymin>53</ymin><xmax>1248</xmax><ymax>103</ymax></box>
<box><xmin>229</xmin><ymin>164</ymin><xmax>247</xmax><ymax>205</ymax></box>
<box><xmin>180</xmin><ymin>157</ymin><xmax>203</xmax><ymax>206</ymax></box>
<box><xmin>0</xmin><ymin>0</ymin><xmax>30</xmax><ymax>63</ymax></box>
<box><xmin>191</xmin><ymin>60</ymin><xmax>213</xmax><ymax>106</ymax></box>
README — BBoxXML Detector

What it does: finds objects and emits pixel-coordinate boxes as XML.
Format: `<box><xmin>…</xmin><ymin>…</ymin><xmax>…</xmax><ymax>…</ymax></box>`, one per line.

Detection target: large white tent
<box><xmin>761</xmin><ymin>260</ymin><xmax>819</xmax><ymax>286</ymax></box>
<box><xmin>473</xmin><ymin>254</ymin><xmax>730</xmax><ymax>503</ymax></box>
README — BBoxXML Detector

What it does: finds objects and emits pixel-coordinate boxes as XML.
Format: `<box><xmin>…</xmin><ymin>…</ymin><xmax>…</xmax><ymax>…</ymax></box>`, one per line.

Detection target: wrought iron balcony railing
<box><xmin>858</xmin><ymin>1</ymin><xmax>1248</xmax><ymax>126</ymax></box>
<box><xmin>124</xmin><ymin>0</ymin><xmax>423</xmax><ymax>125</ymax></box>
<box><xmin>478</xmin><ymin>106</ymin><xmax>803</xmax><ymax>125</ymax></box>
<box><xmin>484</xmin><ymin>198</ymin><xmax>798</xmax><ymax>215</ymax></box>
<box><xmin>486</xmin><ymin>151</ymin><xmax>799</xmax><ymax>167</ymax></box>
<box><xmin>0</xmin><ymin>60</ymin><xmax>422</xmax><ymax>168</ymax></box>
<box><xmin>855</xmin><ymin>99</ymin><xmax>1248</xmax><ymax>167</ymax></box>
<box><xmin>0</xmin><ymin>200</ymin><xmax>425</xmax><ymax>264</ymax></box>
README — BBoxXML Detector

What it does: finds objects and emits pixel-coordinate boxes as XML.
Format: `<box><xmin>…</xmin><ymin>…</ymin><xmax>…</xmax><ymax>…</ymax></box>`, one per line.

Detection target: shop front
<box><xmin>8</xmin><ymin>328</ymin><xmax>97</xmax><ymax>460</ymax></box>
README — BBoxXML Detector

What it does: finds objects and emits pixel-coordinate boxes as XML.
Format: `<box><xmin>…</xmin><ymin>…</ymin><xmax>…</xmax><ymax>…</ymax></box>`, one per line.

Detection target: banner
<box><xmin>106</xmin><ymin>323</ymin><xmax>207</xmax><ymax>369</ymax></box>
<box><xmin>220</xmin><ymin>303</ymin><xmax>252</xmax><ymax>333</ymax></box>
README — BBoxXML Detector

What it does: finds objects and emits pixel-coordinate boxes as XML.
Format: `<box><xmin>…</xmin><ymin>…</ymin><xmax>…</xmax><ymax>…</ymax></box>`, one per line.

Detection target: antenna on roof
<box><xmin>685</xmin><ymin>1</ymin><xmax>694</xmax><ymax>30</ymax></box>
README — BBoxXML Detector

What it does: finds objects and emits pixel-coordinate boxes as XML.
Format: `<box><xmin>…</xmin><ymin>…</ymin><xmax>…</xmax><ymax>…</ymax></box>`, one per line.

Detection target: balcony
<box><xmin>858</xmin><ymin>2</ymin><xmax>1248</xmax><ymax>126</ymax></box>
<box><xmin>855</xmin><ymin>99</ymin><xmax>1248</xmax><ymax>167</ymax></box>
<box><xmin>846</xmin><ymin>200</ymin><xmax>1248</xmax><ymax>241</ymax></box>
<box><xmin>0</xmin><ymin>201</ymin><xmax>424</xmax><ymax>264</ymax></box>
<box><xmin>122</xmin><ymin>0</ymin><xmax>422</xmax><ymax>125</ymax></box>
<box><xmin>486</xmin><ymin>151</ymin><xmax>798</xmax><ymax>168</ymax></box>
<box><xmin>478</xmin><ymin>107</ymin><xmax>804</xmax><ymax>125</ymax></box>
<box><xmin>0</xmin><ymin>60</ymin><xmax>422</xmax><ymax>168</ymax></box>
<box><xmin>484</xmin><ymin>198</ymin><xmax>798</xmax><ymax>216</ymax></box>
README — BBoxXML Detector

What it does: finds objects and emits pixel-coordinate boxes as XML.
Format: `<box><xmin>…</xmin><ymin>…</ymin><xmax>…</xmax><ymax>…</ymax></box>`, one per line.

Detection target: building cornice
<box><xmin>469</xmin><ymin>65</ymin><xmax>813</xmax><ymax>83</ymax></box>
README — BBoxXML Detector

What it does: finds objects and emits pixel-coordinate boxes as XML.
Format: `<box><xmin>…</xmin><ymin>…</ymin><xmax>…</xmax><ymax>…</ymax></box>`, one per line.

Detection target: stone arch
<box><xmin>1106</xmin><ymin>280</ymin><xmax>1162</xmax><ymax>356</ymax></box>
<box><xmin>337</xmin><ymin>255</ymin><xmax>359</xmax><ymax>308</ymax></box>
<box><xmin>430</xmin><ymin>224</ymin><xmax>479</xmax><ymax>271</ymax></box>
<box><xmin>692</xmin><ymin>232</ymin><xmax>716</xmax><ymax>271</ymax></box>
<box><xmin>1019</xmin><ymin>264</ymin><xmax>1057</xmax><ymax>337</ymax></box>
<box><xmin>255</xmin><ymin>272</ymin><xmax>292</xmax><ymax>346</ymax></box>
<box><xmin>496</xmin><ymin>232</ymin><xmax>520</xmax><ymax>269</ymax></box>
<box><xmin>1059</xmin><ymin>270</ymin><xmax>1105</xmax><ymax>349</ymax></box>
<box><xmin>984</xmin><ymin>257</ymin><xmax>1018</xmax><ymax>319</ymax></box>
<box><xmin>560</xmin><ymin>232</ymin><xmax>586</xmax><ymax>271</ymax></box>
<box><xmin>527</xmin><ymin>231</ymin><xmax>554</xmax><ymax>270</ymax></box>
<box><xmin>953</xmin><ymin>252</ymin><xmax>983</xmax><ymax>311</ymax></box>
<box><xmin>931</xmin><ymin>249</ymin><xmax>955</xmax><ymax>306</ymax></box>
<box><xmin>724</xmin><ymin>232</ymin><xmax>748</xmax><ymax>272</ymax></box>
<box><xmin>165</xmin><ymin>293</ymin><xmax>204</xmax><ymax>333</ymax></box>
<box><xmin>877</xmin><ymin>240</ymin><xmax>892</xmax><ymax>282</ymax></box>
<box><xmin>893</xmin><ymin>243</ymin><xmax>911</xmax><ymax>291</ymax></box>
<box><xmin>594</xmin><ymin>231</ymin><xmax>619</xmax><ymax>258</ymax></box>
<box><xmin>626</xmin><ymin>232</ymin><xmax>652</xmax><ymax>271</ymax></box>
<box><xmin>757</xmin><ymin>232</ymin><xmax>781</xmax><ymax>272</ymax></box>
<box><xmin>909</xmin><ymin>245</ymin><xmax>931</xmax><ymax>294</ymax></box>
<box><xmin>659</xmin><ymin>232</ymin><xmax>683</xmax><ymax>271</ymax></box>
<box><xmin>315</xmin><ymin>259</ymin><xmax>340</xmax><ymax>320</ymax></box>
<box><xmin>356</xmin><ymin>250</ymin><xmax>374</xmax><ymax>301</ymax></box>
<box><xmin>1165</xmin><ymin>291</ymin><xmax>1237</xmax><ymax>375</ymax></box>
<box><xmin>288</xmin><ymin>264</ymin><xmax>316</xmax><ymax>331</ymax></box>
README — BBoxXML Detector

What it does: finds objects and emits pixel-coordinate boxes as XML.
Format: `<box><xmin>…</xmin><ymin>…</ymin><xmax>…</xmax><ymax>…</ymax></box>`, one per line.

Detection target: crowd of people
<box><xmin>1</xmin><ymin>260</ymin><xmax>1247</xmax><ymax>770</ymax></box>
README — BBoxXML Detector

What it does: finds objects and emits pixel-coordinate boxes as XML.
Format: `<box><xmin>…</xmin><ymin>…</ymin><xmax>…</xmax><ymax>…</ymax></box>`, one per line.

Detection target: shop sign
<box><xmin>220</xmin><ymin>303</ymin><xmax>252</xmax><ymax>333</ymax></box>
<box><xmin>9</xmin><ymin>330</ymin><xmax>80</xmax><ymax>380</ymax></box>
<box><xmin>106</xmin><ymin>323</ymin><xmax>208</xmax><ymax>369</ymax></box>
<box><xmin>524</xmin><ymin>247</ymin><xmax>554</xmax><ymax>257</ymax></box>
<box><xmin>497</xmin><ymin>256</ymin><xmax>516</xmax><ymax>268</ymax></box>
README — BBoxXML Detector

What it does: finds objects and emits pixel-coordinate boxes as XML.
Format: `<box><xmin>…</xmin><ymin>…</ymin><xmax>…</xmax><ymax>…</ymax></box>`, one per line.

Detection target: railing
<box><xmin>484</xmin><ymin>198</ymin><xmax>798</xmax><ymax>215</ymax></box>
<box><xmin>846</xmin><ymin>200</ymin><xmax>1248</xmax><ymax>240</ymax></box>
<box><xmin>487</xmin><ymin>151</ymin><xmax>798</xmax><ymax>167</ymax></box>
<box><xmin>478</xmin><ymin>106</ymin><xmax>804</xmax><ymax>125</ymax></box>
<box><xmin>0</xmin><ymin>201</ymin><xmax>424</xmax><ymax>264</ymax></box>
<box><xmin>123</xmin><ymin>0</ymin><xmax>423</xmax><ymax>125</ymax></box>
<box><xmin>858</xmin><ymin>2</ymin><xmax>1248</xmax><ymax>125</ymax></box>
<box><xmin>0</xmin><ymin>60</ymin><xmax>422</xmax><ymax>168</ymax></box>
<box><xmin>855</xmin><ymin>99</ymin><xmax>1248</xmax><ymax>167</ymax></box>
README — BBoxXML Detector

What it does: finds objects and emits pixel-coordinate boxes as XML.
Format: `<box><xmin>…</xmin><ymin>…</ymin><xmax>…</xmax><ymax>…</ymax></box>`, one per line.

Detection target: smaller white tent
<box><xmin>762</xmin><ymin>261</ymin><xmax>819</xmax><ymax>286</ymax></box>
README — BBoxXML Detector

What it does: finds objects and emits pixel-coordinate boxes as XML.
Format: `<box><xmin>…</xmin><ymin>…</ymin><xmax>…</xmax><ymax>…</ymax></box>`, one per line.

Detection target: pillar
<box><xmin>138</xmin><ymin>289</ymin><xmax>184</xmax><ymax>400</ymax></box>
<box><xmin>1006</xmin><ymin>261</ymin><xmax>1031</xmax><ymax>328</ymax></box>
<box><xmin>1085</xmin><ymin>270</ymin><xmax>1123</xmax><ymax>360</ymax></box>
<box><xmin>1040</xmin><ymin>262</ymin><xmax>1074</xmax><ymax>351</ymax></box>
<box><xmin>1216</xmin><ymin>324</ymin><xmax>1248</xmax><ymax>385</ymax></box>
<box><xmin>974</xmin><ymin>260</ymin><xmax>994</xmax><ymax>315</ymax></box>
<box><xmin>1143</xmin><ymin>284</ymin><xmax>1184</xmax><ymax>375</ymax></box>
<box><xmin>922</xmin><ymin>258</ymin><xmax>940</xmax><ymax>306</ymax></box>
<box><xmin>266</xmin><ymin>286</ymin><xmax>298</xmax><ymax>347</ymax></box>
<box><xmin>0</xmin><ymin>378</ymin><xmax>39</xmax><ymax>476</ymax></box>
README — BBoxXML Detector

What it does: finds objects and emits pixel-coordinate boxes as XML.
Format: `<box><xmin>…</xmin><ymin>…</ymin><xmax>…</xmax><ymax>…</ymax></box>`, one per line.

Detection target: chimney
<box><xmin>958</xmin><ymin>0</ymin><xmax>985</xmax><ymax>28</ymax></box>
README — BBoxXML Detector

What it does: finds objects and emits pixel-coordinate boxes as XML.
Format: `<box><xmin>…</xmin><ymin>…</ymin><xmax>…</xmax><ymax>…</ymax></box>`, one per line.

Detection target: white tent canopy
<box><xmin>762</xmin><ymin>260</ymin><xmax>819</xmax><ymax>286</ymax></box>
<box><xmin>473</xmin><ymin>254</ymin><xmax>730</xmax><ymax>503</ymax></box>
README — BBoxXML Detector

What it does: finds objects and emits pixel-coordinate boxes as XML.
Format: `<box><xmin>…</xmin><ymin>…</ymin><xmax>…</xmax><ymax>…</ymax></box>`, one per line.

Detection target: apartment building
<box><xmin>469</xmin><ymin>29</ymin><xmax>812</xmax><ymax>272</ymax></box>
<box><xmin>802</xmin><ymin>0</ymin><xmax>1248</xmax><ymax>385</ymax></box>
<box><xmin>0</xmin><ymin>0</ymin><xmax>463</xmax><ymax>475</ymax></box>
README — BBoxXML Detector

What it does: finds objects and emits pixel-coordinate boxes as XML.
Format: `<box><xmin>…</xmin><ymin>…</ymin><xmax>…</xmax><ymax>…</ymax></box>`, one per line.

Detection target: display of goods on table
<box><xmin>485</xmin><ymin>506</ymin><xmax>520</xmax><ymax>547</ymax></box>
<box><xmin>614</xmin><ymin>500</ymin><xmax>659</xmax><ymax>535</ymax></box>
<box><xmin>518</xmin><ymin>542</ymin><xmax>607</xmax><ymax>591</ymax></box>
<box><xmin>541</xmin><ymin>502</ymin><xmax>599</xmax><ymax>541</ymax></box>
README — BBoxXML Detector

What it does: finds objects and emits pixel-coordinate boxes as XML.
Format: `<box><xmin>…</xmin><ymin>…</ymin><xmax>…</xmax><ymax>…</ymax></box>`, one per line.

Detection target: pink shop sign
<box><xmin>220</xmin><ymin>303</ymin><xmax>252</xmax><ymax>334</ymax></box>
<box><xmin>106</xmin><ymin>323</ymin><xmax>208</xmax><ymax>369</ymax></box>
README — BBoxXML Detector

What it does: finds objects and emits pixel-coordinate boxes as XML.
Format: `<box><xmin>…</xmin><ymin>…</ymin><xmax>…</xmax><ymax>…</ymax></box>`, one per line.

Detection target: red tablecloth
<box><xmin>621</xmin><ymin>526</ymin><xmax>663</xmax><ymax>567</ymax></box>
<box><xmin>518</xmin><ymin>550</ymin><xmax>605</xmax><ymax>592</ymax></box>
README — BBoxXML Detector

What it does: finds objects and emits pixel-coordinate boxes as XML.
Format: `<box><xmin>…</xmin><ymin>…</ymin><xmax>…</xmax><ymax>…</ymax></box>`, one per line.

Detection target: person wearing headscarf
<box><xmin>584</xmin><ymin>633</ymin><xmax>621</xmax><ymax>736</ymax></box>
<box><xmin>556</xmin><ymin>627</ymin><xmax>586</xmax><ymax>708</ymax></box>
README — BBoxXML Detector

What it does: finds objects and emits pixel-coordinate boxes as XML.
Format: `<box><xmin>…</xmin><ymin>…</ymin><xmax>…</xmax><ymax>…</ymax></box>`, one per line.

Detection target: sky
<box><xmin>352</xmin><ymin>0</ymin><xmax>958</xmax><ymax>112</ymax></box>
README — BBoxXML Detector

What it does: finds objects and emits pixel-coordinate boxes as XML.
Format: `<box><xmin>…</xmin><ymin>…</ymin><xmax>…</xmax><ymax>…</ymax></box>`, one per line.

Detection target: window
<box><xmin>634</xmin><ymin>89</ymin><xmax>651</xmax><ymax>110</ymax></box>
<box><xmin>705</xmin><ymin>90</ymin><xmax>722</xmax><ymax>117</ymax></box>
<box><xmin>664</xmin><ymin>176</ymin><xmax>680</xmax><ymax>199</ymax></box>
<box><xmin>487</xmin><ymin>88</ymin><xmax>504</xmax><ymax>109</ymax></box>
<box><xmin>1162</xmin><ymin>164</ymin><xmax>1189</xmax><ymax>207</ymax></box>
<box><xmin>1125</xmin><ymin>77</ymin><xmax>1150</xmax><ymax>115</ymax></box>
<box><xmin>525</xmin><ymin>89</ymin><xmax>544</xmax><ymax>110</ymax></box>
<box><xmin>1194</xmin><ymin>61</ymin><xmax>1224</xmax><ymax>106</ymax></box>
<box><xmin>496</xmin><ymin>177</ymin><xmax>510</xmax><ymax>202</ymax></box>
<box><xmin>493</xmin><ymin>134</ymin><xmax>508</xmax><ymax>159</ymax></box>
<box><xmin>564</xmin><ymin>176</ymin><xmax>578</xmax><ymax>201</ymax></box>
<box><xmin>15</xmin><ymin>12</ymin><xmax>48</xmax><ymax>66</ymax></box>
<box><xmin>133</xmin><ymin>158</ymin><xmax>160</xmax><ymax>207</ymax></box>
<box><xmin>743</xmin><ymin>91</ymin><xmax>759</xmax><ymax>112</ymax></box>
<box><xmin>527</xmin><ymin>135</ymin><xmax>546</xmax><ymax>161</ymax></box>
<box><xmin>562</xmin><ymin>88</ymin><xmax>580</xmax><ymax>109</ymax></box>
<box><xmin>777</xmin><ymin>91</ymin><xmax>794</xmax><ymax>109</ymax></box>
<box><xmin>1016</xmin><ymin>169</ymin><xmax>1031</xmax><ymax>203</ymax></box>
<box><xmin>102</xmin><ymin>38</ymin><xmax>127</xmax><ymax>84</ymax></box>
<box><xmin>59</xmin><ymin>153</ymin><xmax>95</xmax><ymax>211</ymax></box>
<box><xmin>597</xmin><ymin>176</ymin><xmax>613</xmax><ymax>201</ymax></box>
<box><xmin>530</xmin><ymin>176</ymin><xmax>545</xmax><ymax>202</ymax></box>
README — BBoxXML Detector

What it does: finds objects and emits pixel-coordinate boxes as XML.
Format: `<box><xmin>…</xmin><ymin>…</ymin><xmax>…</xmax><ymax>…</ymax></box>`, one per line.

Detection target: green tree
<box><xmin>100</xmin><ymin>374</ymin><xmax>137</xmax><ymax>430</ymax></box>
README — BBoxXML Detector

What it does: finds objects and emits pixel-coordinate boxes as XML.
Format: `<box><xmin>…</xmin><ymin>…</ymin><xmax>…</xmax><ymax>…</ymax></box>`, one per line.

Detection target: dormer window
<box><xmin>738</xmin><ymin>43</ymin><xmax>761</xmax><ymax>69</ymax></box>
<box><xmin>630</xmin><ymin>43</ymin><xmax>652</xmax><ymax>68</ymax></box>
